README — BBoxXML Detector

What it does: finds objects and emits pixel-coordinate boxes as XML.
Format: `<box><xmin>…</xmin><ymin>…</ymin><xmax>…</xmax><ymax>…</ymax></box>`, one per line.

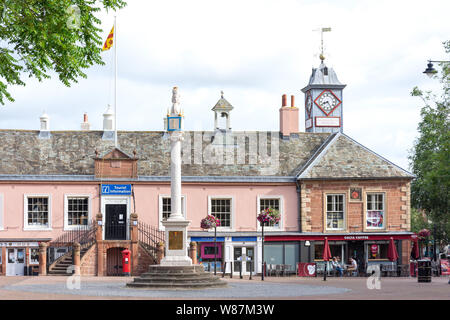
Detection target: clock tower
<box><xmin>301</xmin><ymin>57</ymin><xmax>346</xmax><ymax>133</ymax></box>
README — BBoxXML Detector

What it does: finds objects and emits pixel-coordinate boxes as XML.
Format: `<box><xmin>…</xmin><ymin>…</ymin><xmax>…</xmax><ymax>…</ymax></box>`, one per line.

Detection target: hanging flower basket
<box><xmin>200</xmin><ymin>215</ymin><xmax>220</xmax><ymax>230</ymax></box>
<box><xmin>418</xmin><ymin>228</ymin><xmax>431</xmax><ymax>239</ymax></box>
<box><xmin>257</xmin><ymin>207</ymin><xmax>280</xmax><ymax>226</ymax></box>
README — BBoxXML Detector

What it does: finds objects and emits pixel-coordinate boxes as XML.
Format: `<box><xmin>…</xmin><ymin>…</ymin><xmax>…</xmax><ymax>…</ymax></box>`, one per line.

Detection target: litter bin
<box><xmin>23</xmin><ymin>266</ymin><xmax>28</xmax><ymax>276</ymax></box>
<box><xmin>417</xmin><ymin>260</ymin><xmax>432</xmax><ymax>283</ymax></box>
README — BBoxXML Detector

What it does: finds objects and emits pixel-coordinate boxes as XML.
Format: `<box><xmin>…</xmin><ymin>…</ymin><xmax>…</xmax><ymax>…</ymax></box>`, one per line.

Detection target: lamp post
<box><xmin>423</xmin><ymin>59</ymin><xmax>450</xmax><ymax>78</ymax></box>
<box><xmin>261</xmin><ymin>221</ymin><xmax>265</xmax><ymax>281</ymax></box>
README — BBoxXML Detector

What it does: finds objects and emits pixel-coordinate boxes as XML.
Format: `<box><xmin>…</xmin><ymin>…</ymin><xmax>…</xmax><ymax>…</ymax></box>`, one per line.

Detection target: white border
<box><xmin>208</xmin><ymin>195</ymin><xmax>235</xmax><ymax>231</ymax></box>
<box><xmin>64</xmin><ymin>194</ymin><xmax>92</xmax><ymax>231</ymax></box>
<box><xmin>23</xmin><ymin>194</ymin><xmax>52</xmax><ymax>231</ymax></box>
<box><xmin>256</xmin><ymin>195</ymin><xmax>284</xmax><ymax>231</ymax></box>
<box><xmin>158</xmin><ymin>194</ymin><xmax>187</xmax><ymax>231</ymax></box>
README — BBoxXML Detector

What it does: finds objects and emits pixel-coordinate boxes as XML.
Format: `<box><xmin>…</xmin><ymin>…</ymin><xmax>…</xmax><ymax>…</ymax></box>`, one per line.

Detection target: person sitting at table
<box><xmin>346</xmin><ymin>257</ymin><xmax>358</xmax><ymax>276</ymax></box>
<box><xmin>331</xmin><ymin>257</ymin><xmax>343</xmax><ymax>277</ymax></box>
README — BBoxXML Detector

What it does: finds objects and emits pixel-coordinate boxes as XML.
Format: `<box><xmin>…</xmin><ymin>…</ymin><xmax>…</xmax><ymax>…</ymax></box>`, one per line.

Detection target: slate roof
<box><xmin>296</xmin><ymin>133</ymin><xmax>414</xmax><ymax>180</ymax></box>
<box><xmin>0</xmin><ymin>129</ymin><xmax>413</xmax><ymax>180</ymax></box>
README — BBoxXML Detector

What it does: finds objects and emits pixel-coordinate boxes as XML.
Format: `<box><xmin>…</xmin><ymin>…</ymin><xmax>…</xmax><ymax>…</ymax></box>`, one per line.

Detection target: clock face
<box><xmin>305</xmin><ymin>91</ymin><xmax>313</xmax><ymax>118</ymax></box>
<box><xmin>314</xmin><ymin>90</ymin><xmax>341</xmax><ymax>116</ymax></box>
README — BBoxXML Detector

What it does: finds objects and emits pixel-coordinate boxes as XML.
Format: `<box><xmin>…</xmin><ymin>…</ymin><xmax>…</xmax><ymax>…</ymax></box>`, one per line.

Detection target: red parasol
<box><xmin>411</xmin><ymin>237</ymin><xmax>420</xmax><ymax>260</ymax></box>
<box><xmin>388</xmin><ymin>237</ymin><xmax>399</xmax><ymax>262</ymax></box>
<box><xmin>323</xmin><ymin>237</ymin><xmax>332</xmax><ymax>261</ymax></box>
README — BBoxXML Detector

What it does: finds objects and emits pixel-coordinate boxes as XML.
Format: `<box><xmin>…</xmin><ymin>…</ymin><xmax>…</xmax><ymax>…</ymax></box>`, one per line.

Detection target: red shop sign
<box><xmin>371</xmin><ymin>244</ymin><xmax>378</xmax><ymax>255</ymax></box>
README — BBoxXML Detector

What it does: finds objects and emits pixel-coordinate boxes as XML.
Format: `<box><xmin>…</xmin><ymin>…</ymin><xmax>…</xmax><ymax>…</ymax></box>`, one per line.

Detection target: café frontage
<box><xmin>265</xmin><ymin>232</ymin><xmax>415</xmax><ymax>275</ymax></box>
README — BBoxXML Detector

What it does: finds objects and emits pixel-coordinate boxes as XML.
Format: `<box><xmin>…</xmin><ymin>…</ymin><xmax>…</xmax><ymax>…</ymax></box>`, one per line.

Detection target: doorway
<box><xmin>347</xmin><ymin>241</ymin><xmax>365</xmax><ymax>273</ymax></box>
<box><xmin>6</xmin><ymin>248</ymin><xmax>25</xmax><ymax>276</ymax></box>
<box><xmin>233</xmin><ymin>246</ymin><xmax>255</xmax><ymax>275</ymax></box>
<box><xmin>105</xmin><ymin>204</ymin><xmax>127</xmax><ymax>240</ymax></box>
<box><xmin>107</xmin><ymin>247</ymin><xmax>126</xmax><ymax>276</ymax></box>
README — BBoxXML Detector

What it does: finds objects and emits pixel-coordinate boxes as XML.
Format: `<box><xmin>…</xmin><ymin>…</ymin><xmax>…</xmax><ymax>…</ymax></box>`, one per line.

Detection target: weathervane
<box><xmin>313</xmin><ymin>27</ymin><xmax>332</xmax><ymax>61</ymax></box>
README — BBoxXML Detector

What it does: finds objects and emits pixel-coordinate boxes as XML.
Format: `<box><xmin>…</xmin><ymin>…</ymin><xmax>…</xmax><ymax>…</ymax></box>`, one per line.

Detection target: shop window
<box><xmin>67</xmin><ymin>197</ymin><xmax>89</xmax><ymax>226</ymax></box>
<box><xmin>25</xmin><ymin>196</ymin><xmax>50</xmax><ymax>229</ymax></box>
<box><xmin>29</xmin><ymin>248</ymin><xmax>39</xmax><ymax>264</ymax></box>
<box><xmin>366</xmin><ymin>193</ymin><xmax>385</xmax><ymax>229</ymax></box>
<box><xmin>326</xmin><ymin>194</ymin><xmax>345</xmax><ymax>230</ymax></box>
<box><xmin>210</xmin><ymin>198</ymin><xmax>232</xmax><ymax>228</ymax></box>
<box><xmin>368</xmin><ymin>243</ymin><xmax>389</xmax><ymax>260</ymax></box>
<box><xmin>314</xmin><ymin>242</ymin><xmax>344</xmax><ymax>260</ymax></box>
<box><xmin>259</xmin><ymin>198</ymin><xmax>281</xmax><ymax>228</ymax></box>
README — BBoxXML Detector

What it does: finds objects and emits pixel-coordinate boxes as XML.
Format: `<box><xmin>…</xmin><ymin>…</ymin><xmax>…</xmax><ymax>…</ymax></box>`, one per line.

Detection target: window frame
<box><xmin>64</xmin><ymin>194</ymin><xmax>92</xmax><ymax>231</ymax></box>
<box><xmin>257</xmin><ymin>195</ymin><xmax>283</xmax><ymax>231</ymax></box>
<box><xmin>324</xmin><ymin>193</ymin><xmax>346</xmax><ymax>231</ymax></box>
<box><xmin>23</xmin><ymin>194</ymin><xmax>52</xmax><ymax>231</ymax></box>
<box><xmin>158</xmin><ymin>194</ymin><xmax>187</xmax><ymax>231</ymax></box>
<box><xmin>364</xmin><ymin>191</ymin><xmax>387</xmax><ymax>231</ymax></box>
<box><xmin>208</xmin><ymin>196</ymin><xmax>234</xmax><ymax>231</ymax></box>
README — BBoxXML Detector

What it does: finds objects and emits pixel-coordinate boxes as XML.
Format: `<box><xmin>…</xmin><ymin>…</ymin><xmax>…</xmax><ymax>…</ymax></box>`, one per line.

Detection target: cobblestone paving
<box><xmin>1</xmin><ymin>278</ymin><xmax>351</xmax><ymax>299</ymax></box>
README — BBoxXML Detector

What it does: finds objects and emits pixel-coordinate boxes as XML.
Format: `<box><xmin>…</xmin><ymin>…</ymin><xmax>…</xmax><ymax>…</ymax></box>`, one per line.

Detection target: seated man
<box><xmin>346</xmin><ymin>257</ymin><xmax>358</xmax><ymax>276</ymax></box>
<box><xmin>331</xmin><ymin>257</ymin><xmax>343</xmax><ymax>277</ymax></box>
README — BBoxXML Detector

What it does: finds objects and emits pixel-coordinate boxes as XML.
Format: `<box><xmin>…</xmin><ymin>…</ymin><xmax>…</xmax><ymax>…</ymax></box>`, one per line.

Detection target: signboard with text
<box><xmin>101</xmin><ymin>184</ymin><xmax>132</xmax><ymax>195</ymax></box>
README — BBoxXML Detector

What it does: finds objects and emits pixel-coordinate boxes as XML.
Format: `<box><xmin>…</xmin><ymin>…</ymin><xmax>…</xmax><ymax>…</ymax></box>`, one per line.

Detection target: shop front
<box><xmin>266</xmin><ymin>233</ymin><xmax>414</xmax><ymax>276</ymax></box>
<box><xmin>0</xmin><ymin>241</ymin><xmax>42</xmax><ymax>276</ymax></box>
<box><xmin>189</xmin><ymin>235</ymin><xmax>259</xmax><ymax>276</ymax></box>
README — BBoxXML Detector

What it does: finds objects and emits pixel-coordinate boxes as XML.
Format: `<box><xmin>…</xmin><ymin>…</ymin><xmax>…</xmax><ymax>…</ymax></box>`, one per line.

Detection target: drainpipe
<box><xmin>296</xmin><ymin>180</ymin><xmax>302</xmax><ymax>233</ymax></box>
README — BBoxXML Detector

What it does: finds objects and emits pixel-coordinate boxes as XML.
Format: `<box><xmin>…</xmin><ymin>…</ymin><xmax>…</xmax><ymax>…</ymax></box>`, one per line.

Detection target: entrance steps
<box><xmin>48</xmin><ymin>246</ymin><xmax>90</xmax><ymax>276</ymax></box>
<box><xmin>127</xmin><ymin>265</ymin><xmax>227</xmax><ymax>289</ymax></box>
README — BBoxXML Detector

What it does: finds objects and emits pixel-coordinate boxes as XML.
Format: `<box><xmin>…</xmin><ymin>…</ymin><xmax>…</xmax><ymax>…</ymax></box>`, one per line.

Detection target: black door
<box><xmin>105</xmin><ymin>204</ymin><xmax>127</xmax><ymax>240</ymax></box>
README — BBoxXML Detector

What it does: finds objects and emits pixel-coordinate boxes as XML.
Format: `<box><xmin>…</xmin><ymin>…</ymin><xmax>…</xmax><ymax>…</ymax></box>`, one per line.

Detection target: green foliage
<box><xmin>0</xmin><ymin>0</ymin><xmax>126</xmax><ymax>105</ymax></box>
<box><xmin>409</xmin><ymin>41</ymin><xmax>450</xmax><ymax>243</ymax></box>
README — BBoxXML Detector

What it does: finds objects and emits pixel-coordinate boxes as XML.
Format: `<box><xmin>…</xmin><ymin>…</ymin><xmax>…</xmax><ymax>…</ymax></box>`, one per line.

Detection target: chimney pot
<box><xmin>291</xmin><ymin>95</ymin><xmax>295</xmax><ymax>108</ymax></box>
<box><xmin>83</xmin><ymin>113</ymin><xmax>88</xmax><ymax>123</ymax></box>
<box><xmin>282</xmin><ymin>94</ymin><xmax>287</xmax><ymax>107</ymax></box>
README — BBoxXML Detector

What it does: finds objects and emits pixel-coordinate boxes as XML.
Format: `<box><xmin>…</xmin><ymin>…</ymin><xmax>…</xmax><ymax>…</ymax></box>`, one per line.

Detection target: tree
<box><xmin>0</xmin><ymin>0</ymin><xmax>126</xmax><ymax>105</ymax></box>
<box><xmin>409</xmin><ymin>40</ymin><xmax>450</xmax><ymax>246</ymax></box>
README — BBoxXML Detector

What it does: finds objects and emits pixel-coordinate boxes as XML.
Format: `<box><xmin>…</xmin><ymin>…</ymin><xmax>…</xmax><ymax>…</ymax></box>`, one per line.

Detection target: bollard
<box><xmin>230</xmin><ymin>262</ymin><xmax>233</xmax><ymax>278</ymax></box>
<box><xmin>240</xmin><ymin>260</ymin><xmax>243</xmax><ymax>279</ymax></box>
<box><xmin>222</xmin><ymin>262</ymin><xmax>226</xmax><ymax>278</ymax></box>
<box><xmin>249</xmin><ymin>261</ymin><xmax>253</xmax><ymax>280</ymax></box>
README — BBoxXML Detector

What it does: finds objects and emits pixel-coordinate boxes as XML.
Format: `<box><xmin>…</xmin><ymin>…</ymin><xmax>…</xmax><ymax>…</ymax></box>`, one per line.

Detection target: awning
<box><xmin>265</xmin><ymin>233</ymin><xmax>415</xmax><ymax>242</ymax></box>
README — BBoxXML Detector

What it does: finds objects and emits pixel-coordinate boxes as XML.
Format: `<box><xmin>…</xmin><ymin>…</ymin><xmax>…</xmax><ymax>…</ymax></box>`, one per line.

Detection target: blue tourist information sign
<box><xmin>101</xmin><ymin>184</ymin><xmax>132</xmax><ymax>195</ymax></box>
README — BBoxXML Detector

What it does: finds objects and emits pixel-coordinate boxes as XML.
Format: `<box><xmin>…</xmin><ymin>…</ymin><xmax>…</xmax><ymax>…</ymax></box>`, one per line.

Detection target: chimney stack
<box><xmin>279</xmin><ymin>94</ymin><xmax>298</xmax><ymax>138</ymax></box>
<box><xmin>38</xmin><ymin>111</ymin><xmax>51</xmax><ymax>139</ymax></box>
<box><xmin>81</xmin><ymin>113</ymin><xmax>90</xmax><ymax>131</ymax></box>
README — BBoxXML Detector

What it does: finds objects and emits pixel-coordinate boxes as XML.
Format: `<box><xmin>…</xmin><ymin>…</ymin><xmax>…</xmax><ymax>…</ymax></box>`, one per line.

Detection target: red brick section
<box><xmin>80</xmin><ymin>244</ymin><xmax>97</xmax><ymax>276</ymax></box>
<box><xmin>300</xmin><ymin>179</ymin><xmax>412</xmax><ymax>264</ymax></box>
<box><xmin>95</xmin><ymin>159</ymin><xmax>137</xmax><ymax>179</ymax></box>
<box><xmin>82</xmin><ymin>213</ymin><xmax>160</xmax><ymax>276</ymax></box>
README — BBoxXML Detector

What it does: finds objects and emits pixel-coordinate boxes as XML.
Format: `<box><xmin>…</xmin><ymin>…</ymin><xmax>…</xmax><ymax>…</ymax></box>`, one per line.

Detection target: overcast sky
<box><xmin>1</xmin><ymin>0</ymin><xmax>449</xmax><ymax>171</ymax></box>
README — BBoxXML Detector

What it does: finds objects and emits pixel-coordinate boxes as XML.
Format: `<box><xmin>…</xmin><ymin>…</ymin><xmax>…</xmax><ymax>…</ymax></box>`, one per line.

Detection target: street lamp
<box><xmin>423</xmin><ymin>59</ymin><xmax>449</xmax><ymax>78</ymax></box>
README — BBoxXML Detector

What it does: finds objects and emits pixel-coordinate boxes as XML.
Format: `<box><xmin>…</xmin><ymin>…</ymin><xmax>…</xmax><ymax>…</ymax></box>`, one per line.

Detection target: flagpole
<box><xmin>114</xmin><ymin>15</ymin><xmax>118</xmax><ymax>148</ymax></box>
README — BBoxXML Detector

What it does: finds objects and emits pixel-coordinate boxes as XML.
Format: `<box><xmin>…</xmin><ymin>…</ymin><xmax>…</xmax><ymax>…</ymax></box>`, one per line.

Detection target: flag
<box><xmin>102</xmin><ymin>26</ymin><xmax>114</xmax><ymax>51</ymax></box>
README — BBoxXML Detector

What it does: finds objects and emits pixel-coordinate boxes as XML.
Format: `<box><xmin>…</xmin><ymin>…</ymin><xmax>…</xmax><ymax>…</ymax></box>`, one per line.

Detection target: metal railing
<box><xmin>104</xmin><ymin>220</ymin><xmax>131</xmax><ymax>240</ymax></box>
<box><xmin>137</xmin><ymin>221</ymin><xmax>165</xmax><ymax>262</ymax></box>
<box><xmin>47</xmin><ymin>220</ymin><xmax>97</xmax><ymax>271</ymax></box>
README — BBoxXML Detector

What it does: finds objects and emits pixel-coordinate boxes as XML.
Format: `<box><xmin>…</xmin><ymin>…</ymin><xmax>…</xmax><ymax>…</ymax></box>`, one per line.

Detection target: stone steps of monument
<box><xmin>127</xmin><ymin>281</ymin><xmax>227</xmax><ymax>289</ymax></box>
<box><xmin>140</xmin><ymin>272</ymin><xmax>219</xmax><ymax>278</ymax></box>
<box><xmin>133</xmin><ymin>275</ymin><xmax>222</xmax><ymax>283</ymax></box>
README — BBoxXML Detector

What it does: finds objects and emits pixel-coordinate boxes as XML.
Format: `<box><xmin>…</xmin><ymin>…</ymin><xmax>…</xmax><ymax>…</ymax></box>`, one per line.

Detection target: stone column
<box><xmin>189</xmin><ymin>242</ymin><xmax>198</xmax><ymax>265</ymax></box>
<box><xmin>73</xmin><ymin>242</ymin><xmax>81</xmax><ymax>275</ymax></box>
<box><xmin>38</xmin><ymin>242</ymin><xmax>48</xmax><ymax>276</ymax></box>
<box><xmin>96</xmin><ymin>213</ymin><xmax>104</xmax><ymax>276</ymax></box>
<box><xmin>130</xmin><ymin>213</ymin><xmax>139</xmax><ymax>275</ymax></box>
